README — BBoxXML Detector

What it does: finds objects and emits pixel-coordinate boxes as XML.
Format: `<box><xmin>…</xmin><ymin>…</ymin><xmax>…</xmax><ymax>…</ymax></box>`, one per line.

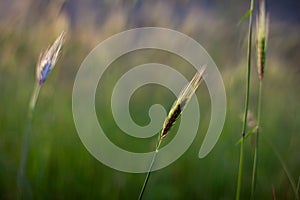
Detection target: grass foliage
<box><xmin>0</xmin><ymin>0</ymin><xmax>299</xmax><ymax>199</ymax></box>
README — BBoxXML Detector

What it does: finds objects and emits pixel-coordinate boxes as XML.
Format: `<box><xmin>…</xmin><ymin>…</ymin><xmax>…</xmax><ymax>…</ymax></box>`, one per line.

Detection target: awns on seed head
<box><xmin>161</xmin><ymin>65</ymin><xmax>206</xmax><ymax>139</ymax></box>
<box><xmin>256</xmin><ymin>0</ymin><xmax>269</xmax><ymax>81</ymax></box>
<box><xmin>36</xmin><ymin>31</ymin><xmax>65</xmax><ymax>85</ymax></box>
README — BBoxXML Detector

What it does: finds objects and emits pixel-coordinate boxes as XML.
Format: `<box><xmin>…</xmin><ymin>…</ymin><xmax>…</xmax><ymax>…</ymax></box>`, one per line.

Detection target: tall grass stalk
<box><xmin>262</xmin><ymin>135</ymin><xmax>300</xmax><ymax>200</ymax></box>
<box><xmin>17</xmin><ymin>82</ymin><xmax>41</xmax><ymax>199</ymax></box>
<box><xmin>297</xmin><ymin>176</ymin><xmax>300</xmax><ymax>196</ymax></box>
<box><xmin>236</xmin><ymin>0</ymin><xmax>254</xmax><ymax>199</ymax></box>
<box><xmin>250</xmin><ymin>81</ymin><xmax>262</xmax><ymax>199</ymax></box>
<box><xmin>138</xmin><ymin>65</ymin><xmax>206</xmax><ymax>200</ymax></box>
<box><xmin>251</xmin><ymin>1</ymin><xmax>268</xmax><ymax>198</ymax></box>
<box><xmin>17</xmin><ymin>32</ymin><xmax>64</xmax><ymax>198</ymax></box>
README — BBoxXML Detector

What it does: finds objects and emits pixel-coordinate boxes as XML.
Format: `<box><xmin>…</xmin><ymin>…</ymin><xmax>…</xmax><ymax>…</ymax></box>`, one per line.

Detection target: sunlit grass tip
<box><xmin>160</xmin><ymin>65</ymin><xmax>206</xmax><ymax>140</ymax></box>
<box><xmin>36</xmin><ymin>31</ymin><xmax>65</xmax><ymax>85</ymax></box>
<box><xmin>256</xmin><ymin>0</ymin><xmax>269</xmax><ymax>81</ymax></box>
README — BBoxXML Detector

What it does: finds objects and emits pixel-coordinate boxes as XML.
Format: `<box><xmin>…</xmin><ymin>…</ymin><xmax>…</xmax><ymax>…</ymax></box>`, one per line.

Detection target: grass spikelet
<box><xmin>161</xmin><ymin>65</ymin><xmax>206</xmax><ymax>140</ymax></box>
<box><xmin>17</xmin><ymin>31</ymin><xmax>65</xmax><ymax>199</ymax></box>
<box><xmin>256</xmin><ymin>0</ymin><xmax>269</xmax><ymax>81</ymax></box>
<box><xmin>138</xmin><ymin>65</ymin><xmax>206</xmax><ymax>200</ymax></box>
<box><xmin>36</xmin><ymin>31</ymin><xmax>65</xmax><ymax>85</ymax></box>
<box><xmin>251</xmin><ymin>1</ymin><xmax>269</xmax><ymax>198</ymax></box>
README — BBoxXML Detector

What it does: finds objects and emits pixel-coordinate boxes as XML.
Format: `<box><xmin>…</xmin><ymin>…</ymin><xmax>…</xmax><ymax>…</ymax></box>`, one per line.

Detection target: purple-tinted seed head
<box><xmin>38</xmin><ymin>60</ymin><xmax>52</xmax><ymax>85</ymax></box>
<box><xmin>36</xmin><ymin>31</ymin><xmax>65</xmax><ymax>84</ymax></box>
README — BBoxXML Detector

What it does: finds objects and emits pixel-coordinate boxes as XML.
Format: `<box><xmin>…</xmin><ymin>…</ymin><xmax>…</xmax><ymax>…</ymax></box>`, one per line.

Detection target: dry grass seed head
<box><xmin>161</xmin><ymin>65</ymin><xmax>206</xmax><ymax>138</ymax></box>
<box><xmin>36</xmin><ymin>31</ymin><xmax>65</xmax><ymax>85</ymax></box>
<box><xmin>256</xmin><ymin>0</ymin><xmax>269</xmax><ymax>80</ymax></box>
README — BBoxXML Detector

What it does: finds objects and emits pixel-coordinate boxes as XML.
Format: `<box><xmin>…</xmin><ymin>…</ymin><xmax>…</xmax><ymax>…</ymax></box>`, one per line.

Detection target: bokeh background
<box><xmin>0</xmin><ymin>0</ymin><xmax>299</xmax><ymax>199</ymax></box>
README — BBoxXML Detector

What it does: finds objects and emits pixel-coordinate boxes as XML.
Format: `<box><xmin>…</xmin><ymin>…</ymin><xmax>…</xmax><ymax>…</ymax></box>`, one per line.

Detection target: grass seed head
<box><xmin>256</xmin><ymin>0</ymin><xmax>269</xmax><ymax>81</ymax></box>
<box><xmin>161</xmin><ymin>65</ymin><xmax>206</xmax><ymax>139</ymax></box>
<box><xmin>36</xmin><ymin>31</ymin><xmax>65</xmax><ymax>85</ymax></box>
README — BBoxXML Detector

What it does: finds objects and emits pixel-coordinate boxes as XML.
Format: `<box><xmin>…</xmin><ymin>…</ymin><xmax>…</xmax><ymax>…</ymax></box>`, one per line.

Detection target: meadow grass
<box><xmin>264</xmin><ymin>136</ymin><xmax>300</xmax><ymax>200</ymax></box>
<box><xmin>138</xmin><ymin>66</ymin><xmax>206</xmax><ymax>200</ymax></box>
<box><xmin>236</xmin><ymin>0</ymin><xmax>254</xmax><ymax>199</ymax></box>
<box><xmin>250</xmin><ymin>0</ymin><xmax>269</xmax><ymax>198</ymax></box>
<box><xmin>0</xmin><ymin>1</ymin><xmax>299</xmax><ymax>199</ymax></box>
<box><xmin>17</xmin><ymin>32</ymin><xmax>64</xmax><ymax>199</ymax></box>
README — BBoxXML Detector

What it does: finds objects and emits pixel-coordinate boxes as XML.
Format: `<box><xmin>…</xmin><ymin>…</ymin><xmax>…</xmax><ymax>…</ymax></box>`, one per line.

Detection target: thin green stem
<box><xmin>263</xmin><ymin>136</ymin><xmax>299</xmax><ymax>200</ymax></box>
<box><xmin>236</xmin><ymin>0</ymin><xmax>254</xmax><ymax>199</ymax></box>
<box><xmin>29</xmin><ymin>82</ymin><xmax>41</xmax><ymax>114</ymax></box>
<box><xmin>138</xmin><ymin>150</ymin><xmax>157</xmax><ymax>200</ymax></box>
<box><xmin>138</xmin><ymin>135</ymin><xmax>163</xmax><ymax>200</ymax></box>
<box><xmin>17</xmin><ymin>82</ymin><xmax>41</xmax><ymax>199</ymax></box>
<box><xmin>236</xmin><ymin>140</ymin><xmax>244</xmax><ymax>200</ymax></box>
<box><xmin>251</xmin><ymin>80</ymin><xmax>263</xmax><ymax>199</ymax></box>
<box><xmin>297</xmin><ymin>176</ymin><xmax>300</xmax><ymax>195</ymax></box>
<box><xmin>296</xmin><ymin>176</ymin><xmax>300</xmax><ymax>195</ymax></box>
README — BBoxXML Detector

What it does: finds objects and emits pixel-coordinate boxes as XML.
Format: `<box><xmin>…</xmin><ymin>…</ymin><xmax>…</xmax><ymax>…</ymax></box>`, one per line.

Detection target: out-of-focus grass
<box><xmin>0</xmin><ymin>1</ymin><xmax>300</xmax><ymax>199</ymax></box>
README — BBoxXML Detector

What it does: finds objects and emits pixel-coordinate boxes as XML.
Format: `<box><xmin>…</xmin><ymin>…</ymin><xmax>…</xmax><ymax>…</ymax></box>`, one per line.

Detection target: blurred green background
<box><xmin>0</xmin><ymin>0</ymin><xmax>299</xmax><ymax>199</ymax></box>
